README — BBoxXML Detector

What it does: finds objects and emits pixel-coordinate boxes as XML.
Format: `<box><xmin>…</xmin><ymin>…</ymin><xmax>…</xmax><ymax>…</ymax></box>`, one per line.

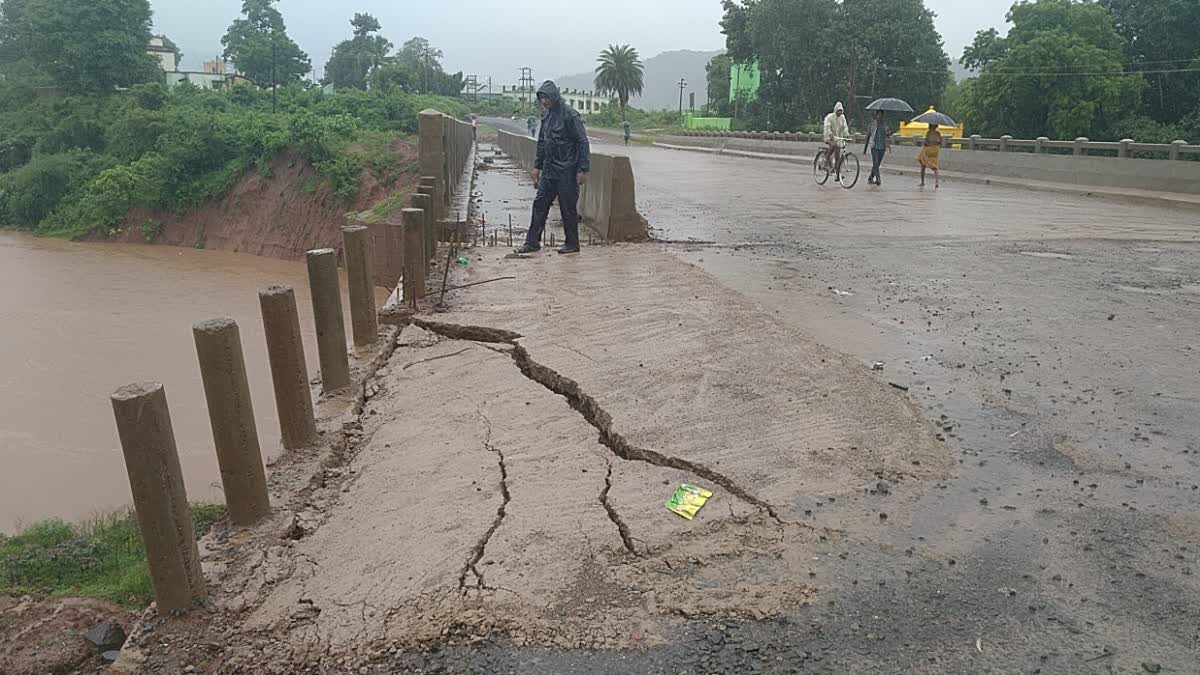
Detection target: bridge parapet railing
<box><xmin>674</xmin><ymin>129</ymin><xmax>1200</xmax><ymax>161</ymax></box>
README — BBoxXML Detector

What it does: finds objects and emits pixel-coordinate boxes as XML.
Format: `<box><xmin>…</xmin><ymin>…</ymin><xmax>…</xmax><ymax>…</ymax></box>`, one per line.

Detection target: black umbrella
<box><xmin>865</xmin><ymin>97</ymin><xmax>914</xmax><ymax>113</ymax></box>
<box><xmin>912</xmin><ymin>109</ymin><xmax>957</xmax><ymax>127</ymax></box>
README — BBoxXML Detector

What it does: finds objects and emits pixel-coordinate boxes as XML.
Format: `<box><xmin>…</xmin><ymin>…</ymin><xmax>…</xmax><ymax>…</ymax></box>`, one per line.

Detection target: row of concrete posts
<box><xmin>108</xmin><ymin>184</ymin><xmax>447</xmax><ymax>613</ymax></box>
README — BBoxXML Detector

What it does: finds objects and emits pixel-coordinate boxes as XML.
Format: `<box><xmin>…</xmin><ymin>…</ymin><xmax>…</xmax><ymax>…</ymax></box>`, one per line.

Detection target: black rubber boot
<box><xmin>514</xmin><ymin>244</ymin><xmax>540</xmax><ymax>255</ymax></box>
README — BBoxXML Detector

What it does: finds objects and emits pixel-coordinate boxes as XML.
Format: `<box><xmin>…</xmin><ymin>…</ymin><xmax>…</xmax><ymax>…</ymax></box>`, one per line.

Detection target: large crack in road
<box><xmin>412</xmin><ymin>318</ymin><xmax>786</xmax><ymax>525</ymax></box>
<box><xmin>458</xmin><ymin>411</ymin><xmax>512</xmax><ymax>592</ymax></box>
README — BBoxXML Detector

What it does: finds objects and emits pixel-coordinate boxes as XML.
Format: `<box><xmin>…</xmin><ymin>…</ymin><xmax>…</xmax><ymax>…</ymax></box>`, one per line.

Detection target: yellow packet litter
<box><xmin>666</xmin><ymin>483</ymin><xmax>713</xmax><ymax>521</ymax></box>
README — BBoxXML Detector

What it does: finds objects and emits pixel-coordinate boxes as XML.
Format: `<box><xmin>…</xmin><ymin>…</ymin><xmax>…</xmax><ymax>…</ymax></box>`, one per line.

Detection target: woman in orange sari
<box><xmin>917</xmin><ymin>123</ymin><xmax>941</xmax><ymax>188</ymax></box>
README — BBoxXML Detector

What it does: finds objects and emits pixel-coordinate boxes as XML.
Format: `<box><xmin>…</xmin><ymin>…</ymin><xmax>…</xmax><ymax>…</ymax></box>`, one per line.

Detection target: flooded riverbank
<box><xmin>0</xmin><ymin>231</ymin><xmax>369</xmax><ymax>532</ymax></box>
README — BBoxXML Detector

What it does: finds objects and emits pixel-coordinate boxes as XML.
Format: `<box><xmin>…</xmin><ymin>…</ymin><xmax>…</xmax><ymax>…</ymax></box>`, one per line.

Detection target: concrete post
<box><xmin>1118</xmin><ymin>139</ymin><xmax>1133</xmax><ymax>158</ymax></box>
<box><xmin>305</xmin><ymin>248</ymin><xmax>351</xmax><ymax>393</ymax></box>
<box><xmin>413</xmin><ymin>190</ymin><xmax>433</xmax><ymax>266</ymax></box>
<box><xmin>1074</xmin><ymin>137</ymin><xmax>1089</xmax><ymax>156</ymax></box>
<box><xmin>418</xmin><ymin>176</ymin><xmax>437</xmax><ymax>223</ymax></box>
<box><xmin>1169</xmin><ymin>140</ymin><xmax>1186</xmax><ymax>161</ymax></box>
<box><xmin>258</xmin><ymin>285</ymin><xmax>317</xmax><ymax>450</ymax></box>
<box><xmin>341</xmin><ymin>226</ymin><xmax>378</xmax><ymax>347</ymax></box>
<box><xmin>968</xmin><ymin>134</ymin><xmax>980</xmax><ymax>151</ymax></box>
<box><xmin>999</xmin><ymin>135</ymin><xmax>1012</xmax><ymax>152</ymax></box>
<box><xmin>386</xmin><ymin>221</ymin><xmax>406</xmax><ymax>290</ymax></box>
<box><xmin>401</xmin><ymin>208</ymin><xmax>426</xmax><ymax>303</ymax></box>
<box><xmin>418</xmin><ymin>109</ymin><xmax>446</xmax><ymax>219</ymax></box>
<box><xmin>111</xmin><ymin>382</ymin><xmax>206</xmax><ymax>614</ymax></box>
<box><xmin>193</xmin><ymin>318</ymin><xmax>271</xmax><ymax>526</ymax></box>
<box><xmin>1034</xmin><ymin>137</ymin><xmax>1048</xmax><ymax>154</ymax></box>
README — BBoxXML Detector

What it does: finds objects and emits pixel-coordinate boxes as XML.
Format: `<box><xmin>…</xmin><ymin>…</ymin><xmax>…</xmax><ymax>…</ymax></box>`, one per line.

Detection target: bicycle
<box><xmin>813</xmin><ymin>137</ymin><xmax>860</xmax><ymax>189</ymax></box>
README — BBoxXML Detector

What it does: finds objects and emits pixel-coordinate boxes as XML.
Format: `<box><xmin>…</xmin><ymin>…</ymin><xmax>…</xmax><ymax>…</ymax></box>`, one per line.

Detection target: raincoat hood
<box><xmin>834</xmin><ymin>101</ymin><xmax>845</xmax><ymax>113</ymax></box>
<box><xmin>537</xmin><ymin>80</ymin><xmax>562</xmax><ymax>106</ymax></box>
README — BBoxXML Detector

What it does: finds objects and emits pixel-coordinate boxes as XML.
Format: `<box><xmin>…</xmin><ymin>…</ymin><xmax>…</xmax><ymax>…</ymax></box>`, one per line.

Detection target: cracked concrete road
<box><xmin>233</xmin><ymin>231</ymin><xmax>949</xmax><ymax>669</ymax></box>
<box><xmin>143</xmin><ymin>139</ymin><xmax>1198</xmax><ymax>674</ymax></box>
<box><xmin>416</xmin><ymin>135</ymin><xmax>1199</xmax><ymax>673</ymax></box>
<box><xmin>610</xmin><ymin>138</ymin><xmax>1200</xmax><ymax>672</ymax></box>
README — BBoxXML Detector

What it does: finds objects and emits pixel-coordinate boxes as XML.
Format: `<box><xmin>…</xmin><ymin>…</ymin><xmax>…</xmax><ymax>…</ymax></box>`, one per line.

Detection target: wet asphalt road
<box><xmin>406</xmin><ymin>122</ymin><xmax>1200</xmax><ymax>673</ymax></box>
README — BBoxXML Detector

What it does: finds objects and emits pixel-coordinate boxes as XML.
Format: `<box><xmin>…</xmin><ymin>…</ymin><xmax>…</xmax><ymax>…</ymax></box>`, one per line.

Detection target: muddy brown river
<box><xmin>0</xmin><ymin>231</ymin><xmax>361</xmax><ymax>532</ymax></box>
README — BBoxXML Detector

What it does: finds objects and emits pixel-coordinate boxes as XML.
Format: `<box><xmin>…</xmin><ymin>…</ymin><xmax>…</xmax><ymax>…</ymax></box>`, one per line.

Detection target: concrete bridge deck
<box><xmin>121</xmin><ymin>127</ymin><xmax>1199</xmax><ymax>674</ymax></box>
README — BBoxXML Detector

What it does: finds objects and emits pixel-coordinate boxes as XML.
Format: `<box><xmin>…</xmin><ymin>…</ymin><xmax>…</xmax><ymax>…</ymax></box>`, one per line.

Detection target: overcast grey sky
<box><xmin>150</xmin><ymin>0</ymin><xmax>1014</xmax><ymax>82</ymax></box>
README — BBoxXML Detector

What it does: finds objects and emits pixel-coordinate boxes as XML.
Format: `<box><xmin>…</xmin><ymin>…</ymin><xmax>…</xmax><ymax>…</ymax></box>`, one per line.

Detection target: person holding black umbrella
<box><xmin>863</xmin><ymin>110</ymin><xmax>891</xmax><ymax>185</ymax></box>
<box><xmin>862</xmin><ymin>98</ymin><xmax>913</xmax><ymax>186</ymax></box>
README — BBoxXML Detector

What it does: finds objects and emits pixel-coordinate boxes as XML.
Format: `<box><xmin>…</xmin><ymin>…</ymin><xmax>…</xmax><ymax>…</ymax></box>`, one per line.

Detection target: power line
<box><xmin>881</xmin><ymin>64</ymin><xmax>1200</xmax><ymax>77</ymax></box>
<box><xmin>973</xmin><ymin>57</ymin><xmax>1200</xmax><ymax>73</ymax></box>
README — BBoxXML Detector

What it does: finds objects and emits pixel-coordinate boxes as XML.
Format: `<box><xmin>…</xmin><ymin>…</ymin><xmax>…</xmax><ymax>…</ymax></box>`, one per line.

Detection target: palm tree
<box><xmin>594</xmin><ymin>44</ymin><xmax>644</xmax><ymax>122</ymax></box>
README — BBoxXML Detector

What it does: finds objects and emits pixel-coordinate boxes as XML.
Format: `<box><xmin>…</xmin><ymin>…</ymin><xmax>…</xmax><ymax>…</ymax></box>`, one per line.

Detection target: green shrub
<box><xmin>319</xmin><ymin>154</ymin><xmax>363</xmax><ymax>201</ymax></box>
<box><xmin>0</xmin><ymin>151</ymin><xmax>111</xmax><ymax>228</ymax></box>
<box><xmin>36</xmin><ymin>115</ymin><xmax>107</xmax><ymax>155</ymax></box>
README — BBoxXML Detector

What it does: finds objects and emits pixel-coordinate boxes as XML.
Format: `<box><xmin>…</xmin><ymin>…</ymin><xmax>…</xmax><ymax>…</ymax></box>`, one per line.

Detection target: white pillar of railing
<box><xmin>1118</xmin><ymin>139</ymin><xmax>1134</xmax><ymax>158</ymax></box>
<box><xmin>999</xmin><ymin>135</ymin><xmax>1012</xmax><ymax>152</ymax></box>
<box><xmin>1170</xmin><ymin>140</ymin><xmax>1187</xmax><ymax>161</ymax></box>
<box><xmin>1035</xmin><ymin>137</ymin><xmax>1048</xmax><ymax>154</ymax></box>
<box><xmin>968</xmin><ymin>134</ymin><xmax>981</xmax><ymax>150</ymax></box>
<box><xmin>1074</xmin><ymin>137</ymin><xmax>1089</xmax><ymax>156</ymax></box>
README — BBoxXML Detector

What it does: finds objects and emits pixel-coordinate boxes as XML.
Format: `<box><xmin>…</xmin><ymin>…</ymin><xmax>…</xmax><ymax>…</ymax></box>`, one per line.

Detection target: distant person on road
<box><xmin>623</xmin><ymin>120</ymin><xmax>632</xmax><ymax>146</ymax></box>
<box><xmin>863</xmin><ymin>110</ymin><xmax>891</xmax><ymax>186</ymax></box>
<box><xmin>515</xmin><ymin>80</ymin><xmax>590</xmax><ymax>255</ymax></box>
<box><xmin>918</xmin><ymin>123</ymin><xmax>942</xmax><ymax>188</ymax></box>
<box><xmin>527</xmin><ymin>115</ymin><xmax>536</xmax><ymax>137</ymax></box>
<box><xmin>822</xmin><ymin>102</ymin><xmax>850</xmax><ymax>182</ymax></box>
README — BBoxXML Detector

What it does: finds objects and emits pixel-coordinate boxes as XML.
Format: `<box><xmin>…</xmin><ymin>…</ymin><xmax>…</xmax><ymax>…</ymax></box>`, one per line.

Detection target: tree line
<box><xmin>713</xmin><ymin>0</ymin><xmax>950</xmax><ymax>131</ymax></box>
<box><xmin>714</xmin><ymin>0</ymin><xmax>1200</xmax><ymax>142</ymax></box>
<box><xmin>0</xmin><ymin>0</ymin><xmax>468</xmax><ymax>238</ymax></box>
<box><xmin>324</xmin><ymin>15</ymin><xmax>464</xmax><ymax>96</ymax></box>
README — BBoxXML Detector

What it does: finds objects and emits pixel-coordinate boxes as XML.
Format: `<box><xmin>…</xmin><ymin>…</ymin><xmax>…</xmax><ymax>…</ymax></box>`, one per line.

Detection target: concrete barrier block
<box><xmin>499</xmin><ymin>130</ymin><xmax>647</xmax><ymax>242</ymax></box>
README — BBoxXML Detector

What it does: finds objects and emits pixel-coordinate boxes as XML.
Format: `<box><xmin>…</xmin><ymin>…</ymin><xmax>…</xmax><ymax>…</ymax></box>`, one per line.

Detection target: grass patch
<box><xmin>365</xmin><ymin>190</ymin><xmax>411</xmax><ymax>225</ymax></box>
<box><xmin>0</xmin><ymin>503</ymin><xmax>226</xmax><ymax>607</ymax></box>
<box><xmin>345</xmin><ymin>129</ymin><xmax>410</xmax><ymax>184</ymax></box>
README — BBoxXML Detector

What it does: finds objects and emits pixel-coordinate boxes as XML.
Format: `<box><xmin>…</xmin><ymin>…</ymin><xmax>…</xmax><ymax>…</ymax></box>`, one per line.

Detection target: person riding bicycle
<box><xmin>822</xmin><ymin>102</ymin><xmax>850</xmax><ymax>180</ymax></box>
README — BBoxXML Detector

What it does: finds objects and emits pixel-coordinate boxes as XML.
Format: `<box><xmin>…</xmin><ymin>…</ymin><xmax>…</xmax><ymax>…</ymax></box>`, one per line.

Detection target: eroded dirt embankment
<box><xmin>99</xmin><ymin>140</ymin><xmax>419</xmax><ymax>261</ymax></box>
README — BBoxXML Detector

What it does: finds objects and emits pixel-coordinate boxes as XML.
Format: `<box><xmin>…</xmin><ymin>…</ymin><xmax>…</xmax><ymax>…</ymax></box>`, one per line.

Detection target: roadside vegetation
<box><xmin>0</xmin><ymin>0</ymin><xmax>467</xmax><ymax>239</ymax></box>
<box><xmin>0</xmin><ymin>504</ymin><xmax>225</xmax><ymax>606</ymax></box>
<box><xmin>0</xmin><ymin>82</ymin><xmax>465</xmax><ymax>239</ymax></box>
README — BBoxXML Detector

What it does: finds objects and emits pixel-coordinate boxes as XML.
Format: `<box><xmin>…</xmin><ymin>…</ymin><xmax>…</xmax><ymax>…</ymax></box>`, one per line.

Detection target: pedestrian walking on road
<box><xmin>515</xmin><ymin>81</ymin><xmax>590</xmax><ymax>255</ymax></box>
<box><xmin>863</xmin><ymin>110</ymin><xmax>890</xmax><ymax>186</ymax></box>
<box><xmin>527</xmin><ymin>115</ymin><xmax>536</xmax><ymax>137</ymax></box>
<box><xmin>918</xmin><ymin>123</ymin><xmax>941</xmax><ymax>188</ymax></box>
<box><xmin>623</xmin><ymin>120</ymin><xmax>632</xmax><ymax>146</ymax></box>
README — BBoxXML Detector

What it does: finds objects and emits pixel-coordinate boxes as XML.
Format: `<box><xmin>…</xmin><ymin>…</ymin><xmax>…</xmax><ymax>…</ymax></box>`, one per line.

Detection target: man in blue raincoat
<box><xmin>515</xmin><ymin>80</ymin><xmax>590</xmax><ymax>255</ymax></box>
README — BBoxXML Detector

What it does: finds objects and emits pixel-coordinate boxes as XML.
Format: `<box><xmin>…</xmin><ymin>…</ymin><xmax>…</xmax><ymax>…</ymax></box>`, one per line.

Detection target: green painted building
<box><xmin>730</xmin><ymin>61</ymin><xmax>760</xmax><ymax>102</ymax></box>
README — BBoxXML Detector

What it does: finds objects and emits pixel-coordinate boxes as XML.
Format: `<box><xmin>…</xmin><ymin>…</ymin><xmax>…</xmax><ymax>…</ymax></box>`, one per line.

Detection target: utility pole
<box><xmin>519</xmin><ymin>67</ymin><xmax>534</xmax><ymax>113</ymax></box>
<box><xmin>678</xmin><ymin>78</ymin><xmax>687</xmax><ymax>119</ymax></box>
